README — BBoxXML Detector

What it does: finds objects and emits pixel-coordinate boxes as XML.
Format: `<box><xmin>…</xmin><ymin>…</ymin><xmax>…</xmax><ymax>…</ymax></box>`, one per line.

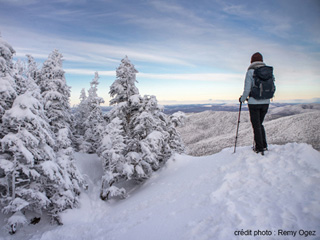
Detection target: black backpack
<box><xmin>250</xmin><ymin>66</ymin><xmax>276</xmax><ymax>99</ymax></box>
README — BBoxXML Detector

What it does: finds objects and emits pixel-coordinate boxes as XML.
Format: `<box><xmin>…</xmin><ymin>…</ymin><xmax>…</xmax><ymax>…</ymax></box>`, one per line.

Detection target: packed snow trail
<box><xmin>1</xmin><ymin>143</ymin><xmax>320</xmax><ymax>240</ymax></box>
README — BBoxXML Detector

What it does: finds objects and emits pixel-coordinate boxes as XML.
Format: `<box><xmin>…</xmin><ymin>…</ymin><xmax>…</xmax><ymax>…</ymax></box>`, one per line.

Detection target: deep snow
<box><xmin>1</xmin><ymin>143</ymin><xmax>319</xmax><ymax>240</ymax></box>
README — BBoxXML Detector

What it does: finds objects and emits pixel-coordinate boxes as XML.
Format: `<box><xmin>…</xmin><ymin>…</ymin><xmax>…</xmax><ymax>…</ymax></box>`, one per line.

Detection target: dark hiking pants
<box><xmin>248</xmin><ymin>104</ymin><xmax>269</xmax><ymax>151</ymax></box>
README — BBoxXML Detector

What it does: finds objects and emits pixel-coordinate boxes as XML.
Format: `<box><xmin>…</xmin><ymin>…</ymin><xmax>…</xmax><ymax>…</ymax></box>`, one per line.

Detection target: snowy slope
<box><xmin>1</xmin><ymin>143</ymin><xmax>319</xmax><ymax>240</ymax></box>
<box><xmin>268</xmin><ymin>103</ymin><xmax>320</xmax><ymax>118</ymax></box>
<box><xmin>178</xmin><ymin>109</ymin><xmax>320</xmax><ymax>156</ymax></box>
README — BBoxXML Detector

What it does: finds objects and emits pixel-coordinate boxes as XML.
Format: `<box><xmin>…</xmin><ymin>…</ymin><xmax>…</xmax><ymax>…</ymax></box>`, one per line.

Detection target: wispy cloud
<box><xmin>0</xmin><ymin>0</ymin><xmax>39</xmax><ymax>6</ymax></box>
<box><xmin>2</xmin><ymin>25</ymin><xmax>193</xmax><ymax>67</ymax></box>
<box><xmin>218</xmin><ymin>1</ymin><xmax>296</xmax><ymax>39</ymax></box>
<box><xmin>64</xmin><ymin>68</ymin><xmax>243</xmax><ymax>83</ymax></box>
<box><xmin>65</xmin><ymin>68</ymin><xmax>243</xmax><ymax>82</ymax></box>
<box><xmin>0</xmin><ymin>0</ymin><xmax>86</xmax><ymax>5</ymax></box>
<box><xmin>138</xmin><ymin>72</ymin><xmax>243</xmax><ymax>82</ymax></box>
<box><xmin>37</xmin><ymin>9</ymin><xmax>88</xmax><ymax>19</ymax></box>
<box><xmin>221</xmin><ymin>3</ymin><xmax>253</xmax><ymax>18</ymax></box>
<box><xmin>65</xmin><ymin>68</ymin><xmax>115</xmax><ymax>76</ymax></box>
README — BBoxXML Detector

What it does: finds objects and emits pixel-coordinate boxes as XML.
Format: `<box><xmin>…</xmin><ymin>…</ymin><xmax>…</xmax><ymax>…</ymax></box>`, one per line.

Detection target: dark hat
<box><xmin>251</xmin><ymin>52</ymin><xmax>263</xmax><ymax>63</ymax></box>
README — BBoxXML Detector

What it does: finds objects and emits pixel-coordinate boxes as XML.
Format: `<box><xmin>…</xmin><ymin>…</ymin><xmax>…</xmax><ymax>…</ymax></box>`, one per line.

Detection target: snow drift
<box><xmin>1</xmin><ymin>143</ymin><xmax>319</xmax><ymax>240</ymax></box>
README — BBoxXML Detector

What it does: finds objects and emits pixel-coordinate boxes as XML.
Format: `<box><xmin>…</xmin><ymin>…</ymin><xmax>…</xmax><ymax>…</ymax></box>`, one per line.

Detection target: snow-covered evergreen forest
<box><xmin>0</xmin><ymin>37</ymin><xmax>184</xmax><ymax>234</ymax></box>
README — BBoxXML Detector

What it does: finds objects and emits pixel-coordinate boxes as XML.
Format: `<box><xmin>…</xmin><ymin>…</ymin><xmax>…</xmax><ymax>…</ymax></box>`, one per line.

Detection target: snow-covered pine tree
<box><xmin>0</xmin><ymin>37</ymin><xmax>18</xmax><ymax>232</ymax></box>
<box><xmin>38</xmin><ymin>50</ymin><xmax>87</xmax><ymax>223</ymax></box>
<box><xmin>0</xmin><ymin>37</ymin><xmax>17</xmax><ymax>132</ymax></box>
<box><xmin>127</xmin><ymin>94</ymin><xmax>185</xmax><ymax>180</ymax></box>
<box><xmin>109</xmin><ymin>56</ymin><xmax>139</xmax><ymax>106</ymax></box>
<box><xmin>73</xmin><ymin>88</ymin><xmax>88</xmax><ymax>150</ymax></box>
<box><xmin>52</xmin><ymin>127</ymin><xmax>88</xmax><ymax>224</ymax></box>
<box><xmin>13</xmin><ymin>60</ymin><xmax>28</xmax><ymax>96</ymax></box>
<box><xmin>0</xmin><ymin>73</ymin><xmax>63</xmax><ymax>233</ymax></box>
<box><xmin>26</xmin><ymin>54</ymin><xmax>40</xmax><ymax>87</ymax></box>
<box><xmin>40</xmin><ymin>49</ymin><xmax>72</xmax><ymax>134</ymax></box>
<box><xmin>98</xmin><ymin>57</ymin><xmax>139</xmax><ymax>198</ymax></box>
<box><xmin>107</xmin><ymin>56</ymin><xmax>139</xmax><ymax>135</ymax></box>
<box><xmin>74</xmin><ymin>88</ymin><xmax>88</xmax><ymax>136</ymax></box>
<box><xmin>98</xmin><ymin>117</ymin><xmax>128</xmax><ymax>200</ymax></box>
<box><xmin>81</xmin><ymin>72</ymin><xmax>105</xmax><ymax>153</ymax></box>
<box><xmin>99</xmin><ymin>56</ymin><xmax>184</xmax><ymax>199</ymax></box>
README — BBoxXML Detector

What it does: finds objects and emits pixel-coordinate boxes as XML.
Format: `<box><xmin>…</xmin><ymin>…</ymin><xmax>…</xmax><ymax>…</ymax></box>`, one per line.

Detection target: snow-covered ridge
<box><xmin>268</xmin><ymin>103</ymin><xmax>320</xmax><ymax>117</ymax></box>
<box><xmin>178</xmin><ymin>104</ymin><xmax>320</xmax><ymax>156</ymax></box>
<box><xmin>1</xmin><ymin>143</ymin><xmax>319</xmax><ymax>240</ymax></box>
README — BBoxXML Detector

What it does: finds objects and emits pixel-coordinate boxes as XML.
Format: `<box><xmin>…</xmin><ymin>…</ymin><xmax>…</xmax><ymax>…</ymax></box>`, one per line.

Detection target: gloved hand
<box><xmin>239</xmin><ymin>96</ymin><xmax>242</xmax><ymax>103</ymax></box>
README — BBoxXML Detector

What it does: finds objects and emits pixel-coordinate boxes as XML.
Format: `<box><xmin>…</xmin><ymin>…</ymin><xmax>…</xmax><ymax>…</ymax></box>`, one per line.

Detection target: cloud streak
<box><xmin>138</xmin><ymin>72</ymin><xmax>243</xmax><ymax>82</ymax></box>
<box><xmin>2</xmin><ymin>25</ymin><xmax>193</xmax><ymax>67</ymax></box>
<box><xmin>65</xmin><ymin>68</ymin><xmax>243</xmax><ymax>83</ymax></box>
<box><xmin>65</xmin><ymin>68</ymin><xmax>115</xmax><ymax>76</ymax></box>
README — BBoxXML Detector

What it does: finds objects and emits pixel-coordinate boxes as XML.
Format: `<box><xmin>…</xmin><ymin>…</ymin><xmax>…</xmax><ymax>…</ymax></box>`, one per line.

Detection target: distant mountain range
<box><xmin>98</xmin><ymin>100</ymin><xmax>320</xmax><ymax>115</ymax></box>
<box><xmin>99</xmin><ymin>102</ymin><xmax>320</xmax><ymax>115</ymax></box>
<box><xmin>177</xmin><ymin>103</ymin><xmax>320</xmax><ymax>156</ymax></box>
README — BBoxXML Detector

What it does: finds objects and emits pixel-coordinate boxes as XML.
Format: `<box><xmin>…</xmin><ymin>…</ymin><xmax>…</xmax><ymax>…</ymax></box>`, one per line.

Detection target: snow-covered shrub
<box><xmin>170</xmin><ymin>111</ymin><xmax>186</xmax><ymax>127</ymax></box>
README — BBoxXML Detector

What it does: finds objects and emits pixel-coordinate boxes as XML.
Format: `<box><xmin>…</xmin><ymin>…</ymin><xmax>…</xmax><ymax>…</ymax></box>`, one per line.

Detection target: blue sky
<box><xmin>0</xmin><ymin>0</ymin><xmax>319</xmax><ymax>105</ymax></box>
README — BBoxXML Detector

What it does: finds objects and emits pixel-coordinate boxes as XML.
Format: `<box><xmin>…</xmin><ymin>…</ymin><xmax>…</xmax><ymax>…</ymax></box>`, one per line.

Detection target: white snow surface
<box><xmin>1</xmin><ymin>143</ymin><xmax>319</xmax><ymax>240</ymax></box>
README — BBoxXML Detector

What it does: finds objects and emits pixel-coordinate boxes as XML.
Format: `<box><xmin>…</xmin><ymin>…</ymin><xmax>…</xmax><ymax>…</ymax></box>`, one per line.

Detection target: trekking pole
<box><xmin>233</xmin><ymin>101</ymin><xmax>242</xmax><ymax>153</ymax></box>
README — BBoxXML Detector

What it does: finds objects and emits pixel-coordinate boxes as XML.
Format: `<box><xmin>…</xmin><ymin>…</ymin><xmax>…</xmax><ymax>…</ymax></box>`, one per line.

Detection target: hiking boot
<box><xmin>253</xmin><ymin>147</ymin><xmax>264</xmax><ymax>156</ymax></box>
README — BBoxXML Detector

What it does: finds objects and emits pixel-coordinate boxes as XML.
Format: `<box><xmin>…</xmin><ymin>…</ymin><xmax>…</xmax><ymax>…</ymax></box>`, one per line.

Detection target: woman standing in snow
<box><xmin>239</xmin><ymin>52</ymin><xmax>270</xmax><ymax>155</ymax></box>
